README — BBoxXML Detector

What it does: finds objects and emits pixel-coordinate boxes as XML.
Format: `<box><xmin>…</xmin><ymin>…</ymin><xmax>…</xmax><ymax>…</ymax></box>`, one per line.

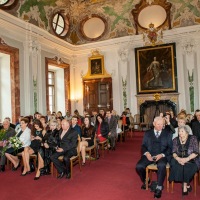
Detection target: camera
<box><xmin>152</xmin><ymin>156</ymin><xmax>157</xmax><ymax>164</ymax></box>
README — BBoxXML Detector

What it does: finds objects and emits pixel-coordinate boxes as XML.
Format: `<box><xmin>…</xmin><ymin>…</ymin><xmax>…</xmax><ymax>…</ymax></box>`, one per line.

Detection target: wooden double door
<box><xmin>83</xmin><ymin>78</ymin><xmax>113</xmax><ymax>114</ymax></box>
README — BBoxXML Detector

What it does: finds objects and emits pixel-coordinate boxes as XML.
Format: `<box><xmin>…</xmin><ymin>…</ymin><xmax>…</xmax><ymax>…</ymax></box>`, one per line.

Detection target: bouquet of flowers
<box><xmin>1</xmin><ymin>136</ymin><xmax>23</xmax><ymax>155</ymax></box>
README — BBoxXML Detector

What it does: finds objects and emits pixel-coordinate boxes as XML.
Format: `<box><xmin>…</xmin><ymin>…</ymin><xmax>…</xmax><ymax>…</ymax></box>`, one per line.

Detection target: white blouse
<box><xmin>16</xmin><ymin>127</ymin><xmax>31</xmax><ymax>147</ymax></box>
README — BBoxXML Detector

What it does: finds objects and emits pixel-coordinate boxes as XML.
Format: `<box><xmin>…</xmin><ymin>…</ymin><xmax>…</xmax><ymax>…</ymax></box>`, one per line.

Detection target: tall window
<box><xmin>48</xmin><ymin>71</ymin><xmax>55</xmax><ymax>112</ymax></box>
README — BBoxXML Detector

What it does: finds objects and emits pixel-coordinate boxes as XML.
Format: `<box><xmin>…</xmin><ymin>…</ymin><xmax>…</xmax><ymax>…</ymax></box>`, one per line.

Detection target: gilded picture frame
<box><xmin>135</xmin><ymin>43</ymin><xmax>177</xmax><ymax>94</ymax></box>
<box><xmin>89</xmin><ymin>55</ymin><xmax>104</xmax><ymax>76</ymax></box>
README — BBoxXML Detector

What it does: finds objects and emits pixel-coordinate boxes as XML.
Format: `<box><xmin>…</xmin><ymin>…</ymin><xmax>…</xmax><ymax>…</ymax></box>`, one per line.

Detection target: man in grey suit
<box><xmin>0</xmin><ymin>119</ymin><xmax>16</xmax><ymax>172</ymax></box>
<box><xmin>105</xmin><ymin>110</ymin><xmax>117</xmax><ymax>150</ymax></box>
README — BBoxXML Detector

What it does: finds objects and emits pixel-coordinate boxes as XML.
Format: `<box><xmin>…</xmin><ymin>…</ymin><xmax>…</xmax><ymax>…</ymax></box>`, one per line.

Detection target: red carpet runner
<box><xmin>0</xmin><ymin>132</ymin><xmax>199</xmax><ymax>200</ymax></box>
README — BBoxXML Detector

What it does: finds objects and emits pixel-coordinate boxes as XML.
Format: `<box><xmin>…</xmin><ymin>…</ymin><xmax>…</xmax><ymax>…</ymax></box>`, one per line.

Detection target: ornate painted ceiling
<box><xmin>2</xmin><ymin>0</ymin><xmax>200</xmax><ymax>45</ymax></box>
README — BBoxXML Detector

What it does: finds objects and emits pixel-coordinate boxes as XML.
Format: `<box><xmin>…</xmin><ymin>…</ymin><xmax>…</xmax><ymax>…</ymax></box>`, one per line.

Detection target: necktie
<box><xmin>156</xmin><ymin>131</ymin><xmax>159</xmax><ymax>138</ymax></box>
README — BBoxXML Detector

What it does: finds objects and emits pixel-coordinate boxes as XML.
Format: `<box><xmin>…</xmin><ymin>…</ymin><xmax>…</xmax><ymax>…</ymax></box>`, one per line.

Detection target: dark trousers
<box><xmin>50</xmin><ymin>149</ymin><xmax>77</xmax><ymax>174</ymax></box>
<box><xmin>136</xmin><ymin>155</ymin><xmax>168</xmax><ymax>187</ymax></box>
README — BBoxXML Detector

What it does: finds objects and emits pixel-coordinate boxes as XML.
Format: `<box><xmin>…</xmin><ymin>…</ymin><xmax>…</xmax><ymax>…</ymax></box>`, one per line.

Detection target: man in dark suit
<box><xmin>191</xmin><ymin>109</ymin><xmax>200</xmax><ymax>142</ymax></box>
<box><xmin>71</xmin><ymin>115</ymin><xmax>81</xmax><ymax>137</ymax></box>
<box><xmin>51</xmin><ymin>119</ymin><xmax>78</xmax><ymax>179</ymax></box>
<box><xmin>105</xmin><ymin>110</ymin><xmax>117</xmax><ymax>150</ymax></box>
<box><xmin>136</xmin><ymin>116</ymin><xmax>172</xmax><ymax>199</ymax></box>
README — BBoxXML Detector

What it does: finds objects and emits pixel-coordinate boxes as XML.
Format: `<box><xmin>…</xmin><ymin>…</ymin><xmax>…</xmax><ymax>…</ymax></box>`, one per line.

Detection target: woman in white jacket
<box><xmin>5</xmin><ymin>118</ymin><xmax>31</xmax><ymax>171</ymax></box>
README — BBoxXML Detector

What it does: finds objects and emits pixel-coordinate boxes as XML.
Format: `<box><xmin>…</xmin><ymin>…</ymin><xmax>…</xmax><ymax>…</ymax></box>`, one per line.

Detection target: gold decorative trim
<box><xmin>83</xmin><ymin>50</ymin><xmax>111</xmax><ymax>80</ymax></box>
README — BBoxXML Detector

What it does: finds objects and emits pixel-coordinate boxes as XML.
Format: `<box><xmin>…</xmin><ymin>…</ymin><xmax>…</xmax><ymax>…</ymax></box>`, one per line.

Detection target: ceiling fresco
<box><xmin>2</xmin><ymin>0</ymin><xmax>200</xmax><ymax>45</ymax></box>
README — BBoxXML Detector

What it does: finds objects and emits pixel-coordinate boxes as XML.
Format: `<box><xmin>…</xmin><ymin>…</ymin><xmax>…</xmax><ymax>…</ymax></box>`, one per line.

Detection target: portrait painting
<box><xmin>135</xmin><ymin>43</ymin><xmax>177</xmax><ymax>94</ymax></box>
<box><xmin>89</xmin><ymin>56</ymin><xmax>104</xmax><ymax>76</ymax></box>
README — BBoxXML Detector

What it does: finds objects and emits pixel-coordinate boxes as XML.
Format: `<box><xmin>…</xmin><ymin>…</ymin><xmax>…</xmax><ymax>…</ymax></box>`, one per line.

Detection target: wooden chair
<box><xmin>146</xmin><ymin>163</ymin><xmax>170</xmax><ymax>192</ymax></box>
<box><xmin>85</xmin><ymin>135</ymin><xmax>97</xmax><ymax>165</ymax></box>
<box><xmin>171</xmin><ymin>172</ymin><xmax>198</xmax><ymax>196</ymax></box>
<box><xmin>128</xmin><ymin>114</ymin><xmax>134</xmax><ymax>137</ymax></box>
<box><xmin>51</xmin><ymin>135</ymin><xmax>81</xmax><ymax>179</ymax></box>
<box><xmin>140</xmin><ymin>114</ymin><xmax>149</xmax><ymax>131</ymax></box>
<box><xmin>133</xmin><ymin>114</ymin><xmax>141</xmax><ymax>131</ymax></box>
<box><xmin>117</xmin><ymin>120</ymin><xmax>124</xmax><ymax>143</ymax></box>
<box><xmin>17</xmin><ymin>152</ymin><xmax>37</xmax><ymax>170</ymax></box>
<box><xmin>98</xmin><ymin>139</ymin><xmax>109</xmax><ymax>158</ymax></box>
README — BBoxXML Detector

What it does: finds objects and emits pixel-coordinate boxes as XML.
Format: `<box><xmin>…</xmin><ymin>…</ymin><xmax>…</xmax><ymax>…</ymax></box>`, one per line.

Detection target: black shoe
<box><xmin>12</xmin><ymin>163</ymin><xmax>20</xmax><ymax>171</ymax></box>
<box><xmin>66</xmin><ymin>172</ymin><xmax>71</xmax><ymax>179</ymax></box>
<box><xmin>21</xmin><ymin>172</ymin><xmax>27</xmax><ymax>176</ymax></box>
<box><xmin>141</xmin><ymin>179</ymin><xmax>151</xmax><ymax>190</ymax></box>
<box><xmin>187</xmin><ymin>184</ymin><xmax>192</xmax><ymax>192</ymax></box>
<box><xmin>0</xmin><ymin>165</ymin><xmax>5</xmax><ymax>172</ymax></box>
<box><xmin>34</xmin><ymin>176</ymin><xmax>40</xmax><ymax>180</ymax></box>
<box><xmin>57</xmin><ymin>172</ymin><xmax>65</xmax><ymax>179</ymax></box>
<box><xmin>154</xmin><ymin>188</ymin><xmax>162</xmax><ymax>199</ymax></box>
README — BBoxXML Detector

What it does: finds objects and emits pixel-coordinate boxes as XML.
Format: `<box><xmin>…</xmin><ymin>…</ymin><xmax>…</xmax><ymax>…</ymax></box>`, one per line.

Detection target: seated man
<box><xmin>105</xmin><ymin>110</ymin><xmax>117</xmax><ymax>150</ymax></box>
<box><xmin>50</xmin><ymin>119</ymin><xmax>78</xmax><ymax>179</ymax></box>
<box><xmin>136</xmin><ymin>116</ymin><xmax>172</xmax><ymax>199</ymax></box>
<box><xmin>71</xmin><ymin>116</ymin><xmax>81</xmax><ymax>137</ymax></box>
<box><xmin>0</xmin><ymin>119</ymin><xmax>16</xmax><ymax>172</ymax></box>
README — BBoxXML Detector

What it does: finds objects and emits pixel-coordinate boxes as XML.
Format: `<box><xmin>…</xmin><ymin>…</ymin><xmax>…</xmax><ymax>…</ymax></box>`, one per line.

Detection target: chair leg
<box><xmin>166</xmin><ymin>168</ymin><xmax>169</xmax><ymax>192</ymax></box>
<box><xmin>89</xmin><ymin>150</ymin><xmax>91</xmax><ymax>165</ymax></box>
<box><xmin>70</xmin><ymin>161</ymin><xmax>73</xmax><ymax>180</ymax></box>
<box><xmin>194</xmin><ymin>173</ymin><xmax>197</xmax><ymax>196</ymax></box>
<box><xmin>146</xmin><ymin>167</ymin><xmax>149</xmax><ymax>190</ymax></box>
<box><xmin>171</xmin><ymin>181</ymin><xmax>174</xmax><ymax>193</ymax></box>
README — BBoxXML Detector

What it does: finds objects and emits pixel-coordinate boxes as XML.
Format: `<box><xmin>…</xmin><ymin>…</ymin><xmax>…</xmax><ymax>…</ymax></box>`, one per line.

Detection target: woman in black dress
<box><xmin>21</xmin><ymin>120</ymin><xmax>44</xmax><ymax>177</ymax></box>
<box><xmin>39</xmin><ymin>120</ymin><xmax>59</xmax><ymax>176</ymax></box>
<box><xmin>169</xmin><ymin>125</ymin><xmax>200</xmax><ymax>195</ymax></box>
<box><xmin>80</xmin><ymin>116</ymin><xmax>95</xmax><ymax>165</ymax></box>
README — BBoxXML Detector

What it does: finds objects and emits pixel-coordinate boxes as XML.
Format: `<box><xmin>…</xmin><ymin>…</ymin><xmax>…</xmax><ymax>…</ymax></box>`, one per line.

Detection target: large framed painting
<box><xmin>135</xmin><ymin>43</ymin><xmax>177</xmax><ymax>94</ymax></box>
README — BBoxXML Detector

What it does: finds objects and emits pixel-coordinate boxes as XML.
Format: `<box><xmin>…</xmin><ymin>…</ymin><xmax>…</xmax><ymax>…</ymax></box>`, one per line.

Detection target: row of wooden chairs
<box><xmin>146</xmin><ymin>163</ymin><xmax>200</xmax><ymax>196</ymax></box>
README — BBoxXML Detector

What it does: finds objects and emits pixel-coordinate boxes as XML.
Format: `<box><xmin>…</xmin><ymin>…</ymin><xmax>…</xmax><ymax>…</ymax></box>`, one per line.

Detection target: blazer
<box><xmin>16</xmin><ymin>127</ymin><xmax>31</xmax><ymax>147</ymax></box>
<box><xmin>59</xmin><ymin>127</ymin><xmax>78</xmax><ymax>153</ymax></box>
<box><xmin>105</xmin><ymin>116</ymin><xmax>117</xmax><ymax>135</ymax></box>
<box><xmin>142</xmin><ymin>129</ymin><xmax>173</xmax><ymax>161</ymax></box>
<box><xmin>191</xmin><ymin>120</ymin><xmax>200</xmax><ymax>142</ymax></box>
<box><xmin>95</xmin><ymin>121</ymin><xmax>109</xmax><ymax>138</ymax></box>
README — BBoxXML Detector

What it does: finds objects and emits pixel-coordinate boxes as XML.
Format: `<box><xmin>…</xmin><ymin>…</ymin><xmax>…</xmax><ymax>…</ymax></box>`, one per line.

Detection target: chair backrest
<box><xmin>129</xmin><ymin>115</ymin><xmax>134</xmax><ymax>124</ymax></box>
<box><xmin>134</xmin><ymin>114</ymin><xmax>140</xmax><ymax>123</ymax></box>
<box><xmin>118</xmin><ymin>119</ymin><xmax>122</xmax><ymax>129</ymax></box>
<box><xmin>143</xmin><ymin>114</ymin><xmax>149</xmax><ymax>123</ymax></box>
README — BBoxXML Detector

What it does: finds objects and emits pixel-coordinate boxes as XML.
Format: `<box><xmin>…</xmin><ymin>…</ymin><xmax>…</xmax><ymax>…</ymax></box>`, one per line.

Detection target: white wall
<box><xmin>1</xmin><ymin>10</ymin><xmax>200</xmax><ymax>118</ymax></box>
<box><xmin>0</xmin><ymin>53</ymin><xmax>11</xmax><ymax>120</ymax></box>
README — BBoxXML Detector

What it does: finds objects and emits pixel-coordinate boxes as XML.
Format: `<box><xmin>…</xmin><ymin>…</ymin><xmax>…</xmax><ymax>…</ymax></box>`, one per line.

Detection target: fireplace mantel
<box><xmin>135</xmin><ymin>93</ymin><xmax>180</xmax><ymax>114</ymax></box>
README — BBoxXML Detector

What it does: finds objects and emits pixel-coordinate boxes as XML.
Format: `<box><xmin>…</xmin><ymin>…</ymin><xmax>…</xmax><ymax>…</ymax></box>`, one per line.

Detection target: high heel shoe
<box><xmin>21</xmin><ymin>172</ymin><xmax>27</xmax><ymax>176</ymax></box>
<box><xmin>182</xmin><ymin>187</ymin><xmax>188</xmax><ymax>196</ymax></box>
<box><xmin>82</xmin><ymin>162</ymin><xmax>85</xmax><ymax>166</ymax></box>
<box><xmin>187</xmin><ymin>184</ymin><xmax>192</xmax><ymax>192</ymax></box>
<box><xmin>34</xmin><ymin>176</ymin><xmax>40</xmax><ymax>180</ymax></box>
<box><xmin>12</xmin><ymin>162</ymin><xmax>20</xmax><ymax>171</ymax></box>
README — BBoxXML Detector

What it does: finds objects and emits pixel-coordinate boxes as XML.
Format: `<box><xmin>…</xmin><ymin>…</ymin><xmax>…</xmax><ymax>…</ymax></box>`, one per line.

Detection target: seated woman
<box><xmin>5</xmin><ymin>117</ymin><xmax>31</xmax><ymax>171</ymax></box>
<box><xmin>169</xmin><ymin>125</ymin><xmax>200</xmax><ymax>195</ymax></box>
<box><xmin>21</xmin><ymin>120</ymin><xmax>44</xmax><ymax>179</ymax></box>
<box><xmin>80</xmin><ymin>116</ymin><xmax>95</xmax><ymax>165</ymax></box>
<box><xmin>96</xmin><ymin>114</ymin><xmax>109</xmax><ymax>143</ymax></box>
<box><xmin>39</xmin><ymin>120</ymin><xmax>59</xmax><ymax>175</ymax></box>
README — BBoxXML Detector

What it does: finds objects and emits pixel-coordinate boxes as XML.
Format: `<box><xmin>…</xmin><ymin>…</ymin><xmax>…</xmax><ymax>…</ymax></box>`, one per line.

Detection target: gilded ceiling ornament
<box><xmin>143</xmin><ymin>23</ymin><xmax>163</xmax><ymax>46</ymax></box>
